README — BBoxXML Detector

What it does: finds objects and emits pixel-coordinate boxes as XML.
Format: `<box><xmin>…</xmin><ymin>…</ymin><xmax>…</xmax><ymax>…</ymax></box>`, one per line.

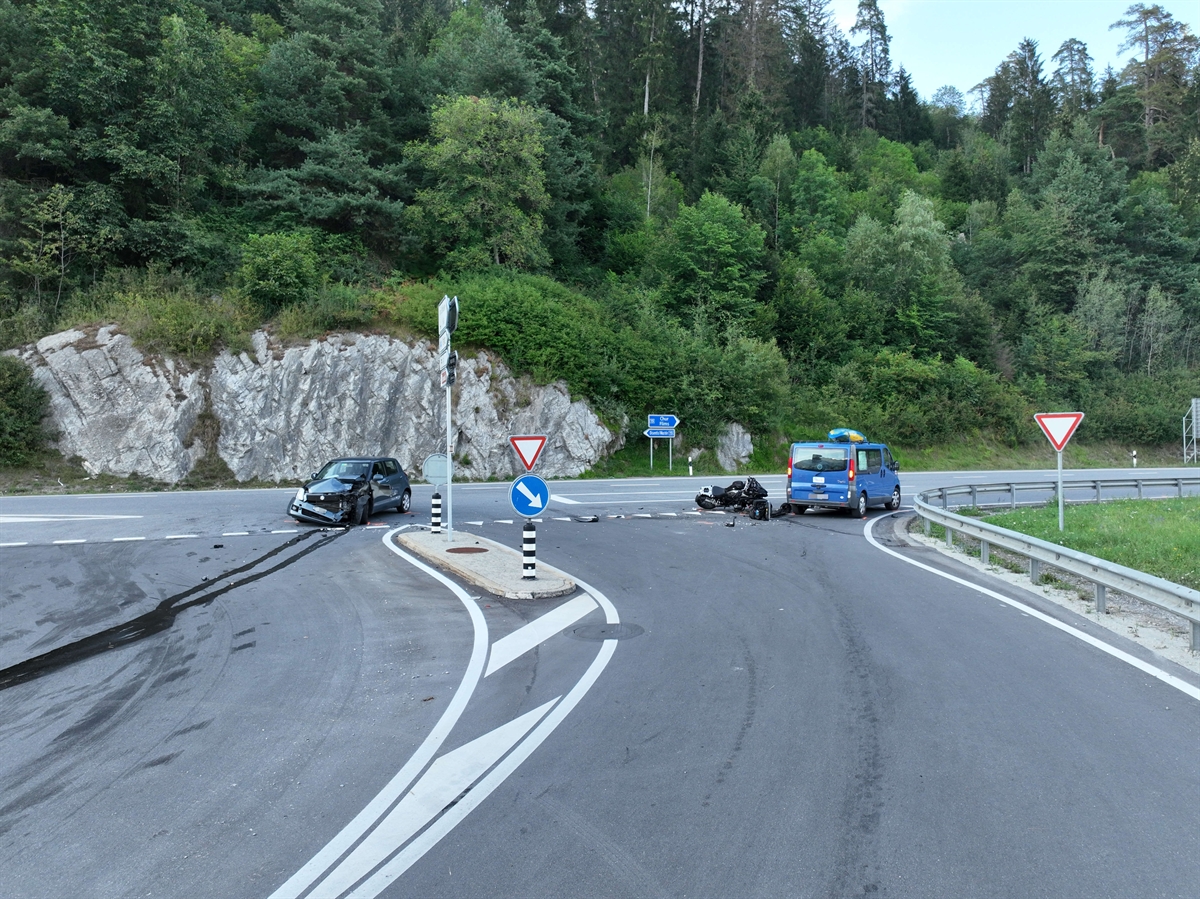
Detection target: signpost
<box><xmin>645</xmin><ymin>415</ymin><xmax>680</xmax><ymax>470</ymax></box>
<box><xmin>1035</xmin><ymin>411</ymin><xmax>1084</xmax><ymax>532</ymax></box>
<box><xmin>436</xmin><ymin>295</ymin><xmax>459</xmax><ymax>540</ymax></box>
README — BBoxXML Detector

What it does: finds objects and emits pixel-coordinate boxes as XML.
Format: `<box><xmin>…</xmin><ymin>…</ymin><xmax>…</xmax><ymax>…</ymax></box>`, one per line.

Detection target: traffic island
<box><xmin>395</xmin><ymin>529</ymin><xmax>575</xmax><ymax>600</ymax></box>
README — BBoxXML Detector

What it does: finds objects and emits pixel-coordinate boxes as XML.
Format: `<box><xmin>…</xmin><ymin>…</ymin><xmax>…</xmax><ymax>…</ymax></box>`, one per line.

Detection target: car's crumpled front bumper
<box><xmin>288</xmin><ymin>499</ymin><xmax>353</xmax><ymax>525</ymax></box>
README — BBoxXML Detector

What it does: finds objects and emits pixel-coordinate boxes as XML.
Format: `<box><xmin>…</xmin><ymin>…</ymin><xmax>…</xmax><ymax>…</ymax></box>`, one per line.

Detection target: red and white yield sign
<box><xmin>509</xmin><ymin>435</ymin><xmax>547</xmax><ymax>471</ymax></box>
<box><xmin>1035</xmin><ymin>412</ymin><xmax>1084</xmax><ymax>452</ymax></box>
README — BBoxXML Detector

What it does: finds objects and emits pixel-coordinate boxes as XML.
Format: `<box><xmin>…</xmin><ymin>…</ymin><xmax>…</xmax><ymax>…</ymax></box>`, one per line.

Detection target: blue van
<box><xmin>784</xmin><ymin>429</ymin><xmax>901</xmax><ymax>517</ymax></box>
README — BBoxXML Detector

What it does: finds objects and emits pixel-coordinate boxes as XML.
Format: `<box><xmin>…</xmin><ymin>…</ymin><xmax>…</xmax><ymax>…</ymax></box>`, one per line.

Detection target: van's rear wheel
<box><xmin>887</xmin><ymin>486</ymin><xmax>901</xmax><ymax>511</ymax></box>
<box><xmin>853</xmin><ymin>491</ymin><xmax>868</xmax><ymax>518</ymax></box>
<box><xmin>792</xmin><ymin>504</ymin><xmax>807</xmax><ymax>515</ymax></box>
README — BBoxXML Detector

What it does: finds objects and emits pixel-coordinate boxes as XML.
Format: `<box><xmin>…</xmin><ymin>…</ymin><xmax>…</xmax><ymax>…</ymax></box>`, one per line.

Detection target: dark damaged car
<box><xmin>288</xmin><ymin>457</ymin><xmax>412</xmax><ymax>526</ymax></box>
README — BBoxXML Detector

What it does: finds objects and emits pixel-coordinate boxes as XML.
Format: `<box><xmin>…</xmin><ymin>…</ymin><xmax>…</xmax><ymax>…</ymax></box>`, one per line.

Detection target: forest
<box><xmin>1</xmin><ymin>0</ymin><xmax>1199</xmax><ymax>463</ymax></box>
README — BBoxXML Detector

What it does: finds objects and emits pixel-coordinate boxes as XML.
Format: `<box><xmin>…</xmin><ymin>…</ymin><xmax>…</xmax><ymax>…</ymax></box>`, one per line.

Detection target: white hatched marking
<box><xmin>486</xmin><ymin>594</ymin><xmax>598</xmax><ymax>677</ymax></box>
<box><xmin>549</xmin><ymin>494</ymin><xmax>581</xmax><ymax>505</ymax></box>
<box><xmin>553</xmin><ymin>517</ymin><xmax>572</xmax><ymax>521</ymax></box>
<box><xmin>309</xmin><ymin>701</ymin><xmax>556</xmax><ymax>898</ymax></box>
<box><xmin>633</xmin><ymin>513</ymin><xmax>653</xmax><ymax>518</ymax></box>
<box><xmin>464</xmin><ymin>521</ymin><xmax>484</xmax><ymax>526</ymax></box>
<box><xmin>660</xmin><ymin>512</ymin><xmax>678</xmax><ymax>516</ymax></box>
<box><xmin>494</xmin><ymin>519</ymin><xmax>514</xmax><ymax>524</ymax></box>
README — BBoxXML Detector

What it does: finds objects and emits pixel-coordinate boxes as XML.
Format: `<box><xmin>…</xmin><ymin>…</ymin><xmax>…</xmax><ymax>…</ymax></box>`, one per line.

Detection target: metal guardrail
<box><xmin>913</xmin><ymin>477</ymin><xmax>1200</xmax><ymax>652</ymax></box>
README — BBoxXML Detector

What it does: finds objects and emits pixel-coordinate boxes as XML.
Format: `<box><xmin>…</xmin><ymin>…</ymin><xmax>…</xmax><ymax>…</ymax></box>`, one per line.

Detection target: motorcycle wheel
<box><xmin>696</xmin><ymin>494</ymin><xmax>717</xmax><ymax>510</ymax></box>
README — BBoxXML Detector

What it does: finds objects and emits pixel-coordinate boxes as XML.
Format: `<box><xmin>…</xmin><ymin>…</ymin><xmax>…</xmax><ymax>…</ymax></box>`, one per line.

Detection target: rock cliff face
<box><xmin>14</xmin><ymin>327</ymin><xmax>622</xmax><ymax>483</ymax></box>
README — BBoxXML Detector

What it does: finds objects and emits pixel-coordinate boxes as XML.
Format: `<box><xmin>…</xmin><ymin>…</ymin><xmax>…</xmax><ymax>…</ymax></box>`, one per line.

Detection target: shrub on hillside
<box><xmin>238</xmin><ymin>232</ymin><xmax>319</xmax><ymax>314</ymax></box>
<box><xmin>0</xmin><ymin>355</ymin><xmax>51</xmax><ymax>466</ymax></box>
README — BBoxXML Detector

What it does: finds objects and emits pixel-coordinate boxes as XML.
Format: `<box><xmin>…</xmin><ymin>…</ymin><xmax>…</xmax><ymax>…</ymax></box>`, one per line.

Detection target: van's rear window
<box><xmin>793</xmin><ymin>447</ymin><xmax>848</xmax><ymax>471</ymax></box>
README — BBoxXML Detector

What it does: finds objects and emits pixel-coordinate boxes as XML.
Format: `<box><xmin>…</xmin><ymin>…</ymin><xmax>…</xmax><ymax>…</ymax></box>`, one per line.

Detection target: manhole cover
<box><xmin>569</xmin><ymin>623</ymin><xmax>644</xmax><ymax>641</ymax></box>
<box><xmin>446</xmin><ymin>546</ymin><xmax>488</xmax><ymax>554</ymax></box>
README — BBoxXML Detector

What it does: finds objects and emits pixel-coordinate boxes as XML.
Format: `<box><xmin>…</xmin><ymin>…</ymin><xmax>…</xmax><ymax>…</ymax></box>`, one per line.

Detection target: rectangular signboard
<box><xmin>644</xmin><ymin>428</ymin><xmax>675</xmax><ymax>438</ymax></box>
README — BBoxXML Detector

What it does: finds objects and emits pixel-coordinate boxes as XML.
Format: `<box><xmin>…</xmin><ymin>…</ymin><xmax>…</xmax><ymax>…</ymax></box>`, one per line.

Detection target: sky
<box><xmin>829</xmin><ymin>0</ymin><xmax>1200</xmax><ymax>107</ymax></box>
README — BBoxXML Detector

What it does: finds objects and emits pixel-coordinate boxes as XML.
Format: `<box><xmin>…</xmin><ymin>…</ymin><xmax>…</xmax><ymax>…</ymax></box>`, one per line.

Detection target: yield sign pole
<box><xmin>1035</xmin><ymin>412</ymin><xmax>1085</xmax><ymax>532</ymax></box>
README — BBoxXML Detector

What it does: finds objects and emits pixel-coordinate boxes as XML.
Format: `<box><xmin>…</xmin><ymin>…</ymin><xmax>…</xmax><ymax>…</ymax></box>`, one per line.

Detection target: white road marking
<box><xmin>269</xmin><ymin>530</ymin><xmax>489</xmax><ymax>899</ymax></box>
<box><xmin>53</xmin><ymin>539</ymin><xmax>86</xmax><ymax>544</ymax></box>
<box><xmin>0</xmin><ymin>542</ymin><xmax>29</xmax><ymax>547</ymax></box>
<box><xmin>164</xmin><ymin>534</ymin><xmax>197</xmax><ymax>540</ymax></box>
<box><xmin>312</xmin><ymin>701</ymin><xmax>557</xmax><ymax>898</ymax></box>
<box><xmin>273</xmin><ymin>538</ymin><xmax>620</xmax><ymax>899</ymax></box>
<box><xmin>0</xmin><ymin>514</ymin><xmax>142</xmax><ymax>523</ymax></box>
<box><xmin>223</xmin><ymin>531</ymin><xmax>250</xmax><ymax>536</ymax></box>
<box><xmin>683</xmin><ymin>511</ymin><xmax>701</xmax><ymax>516</ymax></box>
<box><xmin>350</xmin><ymin>574</ymin><xmax>619</xmax><ymax>896</ymax></box>
<box><xmin>494</xmin><ymin>519</ymin><xmax>514</xmax><ymax>524</ymax></box>
<box><xmin>549</xmin><ymin>494</ymin><xmax>581</xmax><ymax>504</ymax></box>
<box><xmin>112</xmin><ymin>536</ymin><xmax>145</xmax><ymax>542</ymax></box>
<box><xmin>486</xmin><ymin>594</ymin><xmax>598</xmax><ymax>677</ymax></box>
<box><xmin>553</xmin><ymin>517</ymin><xmax>572</xmax><ymax>521</ymax></box>
<box><xmin>863</xmin><ymin>517</ymin><xmax>1200</xmax><ymax>703</ymax></box>
<box><xmin>272</xmin><ymin>529</ymin><xmax>299</xmax><ymax>534</ymax></box>
<box><xmin>633</xmin><ymin>513</ymin><xmax>653</xmax><ymax>518</ymax></box>
<box><xmin>464</xmin><ymin>520</ymin><xmax>484</xmax><ymax>526</ymax></box>
<box><xmin>660</xmin><ymin>512</ymin><xmax>677</xmax><ymax>517</ymax></box>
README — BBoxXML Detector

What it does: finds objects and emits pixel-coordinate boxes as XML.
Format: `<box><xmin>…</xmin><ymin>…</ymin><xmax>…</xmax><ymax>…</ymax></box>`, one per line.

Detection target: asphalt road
<box><xmin>1</xmin><ymin>470</ymin><xmax>1199</xmax><ymax>898</ymax></box>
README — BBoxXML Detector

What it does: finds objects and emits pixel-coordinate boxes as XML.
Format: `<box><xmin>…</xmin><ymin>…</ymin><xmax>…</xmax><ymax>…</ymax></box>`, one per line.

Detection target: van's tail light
<box><xmin>848</xmin><ymin>458</ymin><xmax>855</xmax><ymax>481</ymax></box>
<box><xmin>787</xmin><ymin>456</ymin><xmax>792</xmax><ymax>479</ymax></box>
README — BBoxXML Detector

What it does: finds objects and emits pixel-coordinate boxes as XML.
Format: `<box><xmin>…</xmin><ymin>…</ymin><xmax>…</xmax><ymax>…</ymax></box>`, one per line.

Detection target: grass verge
<box><xmin>982</xmin><ymin>497</ymin><xmax>1200</xmax><ymax>592</ymax></box>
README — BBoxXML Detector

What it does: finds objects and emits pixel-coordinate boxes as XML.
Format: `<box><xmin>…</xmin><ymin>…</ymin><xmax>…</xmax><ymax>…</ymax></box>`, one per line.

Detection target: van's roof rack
<box><xmin>828</xmin><ymin>428</ymin><xmax>867</xmax><ymax>443</ymax></box>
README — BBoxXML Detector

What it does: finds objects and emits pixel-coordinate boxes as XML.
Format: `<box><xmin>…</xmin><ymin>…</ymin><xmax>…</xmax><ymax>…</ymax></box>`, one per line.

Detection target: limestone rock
<box><xmin>11</xmin><ymin>328</ymin><xmax>622</xmax><ymax>484</ymax></box>
<box><xmin>12</xmin><ymin>327</ymin><xmax>204</xmax><ymax>481</ymax></box>
<box><xmin>716</xmin><ymin>422</ymin><xmax>754</xmax><ymax>472</ymax></box>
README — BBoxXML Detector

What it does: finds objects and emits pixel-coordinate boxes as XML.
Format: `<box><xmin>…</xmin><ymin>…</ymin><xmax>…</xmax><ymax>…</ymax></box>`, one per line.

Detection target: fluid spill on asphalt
<box><xmin>0</xmin><ymin>529</ymin><xmax>344</xmax><ymax>691</ymax></box>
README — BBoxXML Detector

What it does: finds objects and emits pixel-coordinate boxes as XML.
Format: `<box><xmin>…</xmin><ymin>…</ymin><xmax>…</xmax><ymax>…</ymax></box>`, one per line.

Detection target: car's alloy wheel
<box><xmin>855</xmin><ymin>491</ymin><xmax>868</xmax><ymax>518</ymax></box>
<box><xmin>887</xmin><ymin>486</ymin><xmax>901</xmax><ymax>510</ymax></box>
<box><xmin>400</xmin><ymin>490</ymin><xmax>412</xmax><ymax>513</ymax></box>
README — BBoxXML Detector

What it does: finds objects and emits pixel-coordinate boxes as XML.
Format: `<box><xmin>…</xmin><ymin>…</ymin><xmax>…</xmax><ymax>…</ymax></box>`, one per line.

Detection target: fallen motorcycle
<box><xmin>695</xmin><ymin>477</ymin><xmax>771</xmax><ymax>519</ymax></box>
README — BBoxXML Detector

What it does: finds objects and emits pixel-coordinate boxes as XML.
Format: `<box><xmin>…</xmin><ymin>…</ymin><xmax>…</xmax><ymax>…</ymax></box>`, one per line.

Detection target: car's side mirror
<box><xmin>309</xmin><ymin>472</ymin><xmax>318</xmax><ymax>480</ymax></box>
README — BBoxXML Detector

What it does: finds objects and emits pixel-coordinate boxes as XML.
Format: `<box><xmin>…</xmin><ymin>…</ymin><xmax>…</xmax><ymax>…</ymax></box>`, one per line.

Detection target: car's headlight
<box><xmin>294</xmin><ymin>488</ymin><xmax>306</xmax><ymax>501</ymax></box>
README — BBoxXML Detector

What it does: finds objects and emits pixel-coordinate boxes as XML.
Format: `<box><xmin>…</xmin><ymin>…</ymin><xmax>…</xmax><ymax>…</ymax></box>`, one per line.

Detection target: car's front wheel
<box><xmin>399</xmin><ymin>489</ymin><xmax>412</xmax><ymax>513</ymax></box>
<box><xmin>887</xmin><ymin>486</ymin><xmax>901</xmax><ymax>511</ymax></box>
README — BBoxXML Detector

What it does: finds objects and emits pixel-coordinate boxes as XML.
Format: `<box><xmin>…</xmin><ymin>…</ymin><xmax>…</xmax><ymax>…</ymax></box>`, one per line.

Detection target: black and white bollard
<box><xmin>431</xmin><ymin>492</ymin><xmax>442</xmax><ymax>534</ymax></box>
<box><xmin>522</xmin><ymin>520</ymin><xmax>536</xmax><ymax>579</ymax></box>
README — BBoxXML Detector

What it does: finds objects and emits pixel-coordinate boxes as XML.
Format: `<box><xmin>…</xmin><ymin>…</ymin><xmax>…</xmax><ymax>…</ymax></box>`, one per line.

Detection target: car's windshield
<box><xmin>317</xmin><ymin>461</ymin><xmax>370</xmax><ymax>480</ymax></box>
<box><xmin>793</xmin><ymin>447</ymin><xmax>848</xmax><ymax>472</ymax></box>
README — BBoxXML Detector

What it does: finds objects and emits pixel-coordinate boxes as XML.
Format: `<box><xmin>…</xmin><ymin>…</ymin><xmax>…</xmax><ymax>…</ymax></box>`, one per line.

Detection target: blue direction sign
<box><xmin>648</xmin><ymin>414</ymin><xmax>680</xmax><ymax>428</ymax></box>
<box><xmin>644</xmin><ymin>428</ymin><xmax>675</xmax><ymax>438</ymax></box>
<box><xmin>510</xmin><ymin>474</ymin><xmax>550</xmax><ymax>517</ymax></box>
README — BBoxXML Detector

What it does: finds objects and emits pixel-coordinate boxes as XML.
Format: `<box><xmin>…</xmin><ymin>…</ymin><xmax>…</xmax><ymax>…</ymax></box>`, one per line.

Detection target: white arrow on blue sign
<box><xmin>648</xmin><ymin>414</ymin><xmax>680</xmax><ymax>428</ymax></box>
<box><xmin>510</xmin><ymin>474</ymin><xmax>550</xmax><ymax>517</ymax></box>
<box><xmin>644</xmin><ymin>428</ymin><xmax>675</xmax><ymax>438</ymax></box>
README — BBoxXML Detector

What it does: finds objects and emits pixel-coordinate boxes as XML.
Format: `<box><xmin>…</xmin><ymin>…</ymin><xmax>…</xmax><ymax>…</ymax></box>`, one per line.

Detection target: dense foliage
<box><xmin>2</xmin><ymin>0</ymin><xmax>1199</xmax><ymax>451</ymax></box>
<box><xmin>0</xmin><ymin>355</ymin><xmax>50</xmax><ymax>465</ymax></box>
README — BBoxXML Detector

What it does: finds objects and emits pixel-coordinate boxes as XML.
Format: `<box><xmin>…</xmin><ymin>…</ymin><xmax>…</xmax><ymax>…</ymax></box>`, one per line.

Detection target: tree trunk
<box><xmin>693</xmin><ymin>0</ymin><xmax>707</xmax><ymax>122</ymax></box>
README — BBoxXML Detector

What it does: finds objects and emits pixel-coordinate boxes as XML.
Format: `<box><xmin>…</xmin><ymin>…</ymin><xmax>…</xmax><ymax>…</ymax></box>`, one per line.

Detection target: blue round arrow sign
<box><xmin>509</xmin><ymin>474</ymin><xmax>550</xmax><ymax>517</ymax></box>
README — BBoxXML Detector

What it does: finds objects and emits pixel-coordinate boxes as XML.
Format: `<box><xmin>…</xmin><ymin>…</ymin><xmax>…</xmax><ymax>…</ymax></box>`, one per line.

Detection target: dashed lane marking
<box><xmin>271</xmin><ymin>529</ymin><xmax>299</xmax><ymax>534</ymax></box>
<box><xmin>223</xmin><ymin>531</ymin><xmax>250</xmax><ymax>536</ymax></box>
<box><xmin>112</xmin><ymin>536</ymin><xmax>145</xmax><ymax>542</ymax></box>
<box><xmin>164</xmin><ymin>534</ymin><xmax>198</xmax><ymax>540</ymax></box>
<box><xmin>1</xmin><ymin>542</ymin><xmax>29</xmax><ymax>547</ymax></box>
<box><xmin>549</xmin><ymin>494</ymin><xmax>581</xmax><ymax>504</ymax></box>
<box><xmin>53</xmin><ymin>539</ymin><xmax>86</xmax><ymax>544</ymax></box>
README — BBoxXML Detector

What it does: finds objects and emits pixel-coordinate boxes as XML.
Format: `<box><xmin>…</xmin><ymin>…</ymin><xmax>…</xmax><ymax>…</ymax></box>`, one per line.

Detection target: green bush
<box><xmin>238</xmin><ymin>231</ymin><xmax>319</xmax><ymax>314</ymax></box>
<box><xmin>390</xmin><ymin>271</ymin><xmax>789</xmax><ymax>440</ymax></box>
<box><xmin>0</xmin><ymin>355</ymin><xmax>51</xmax><ymax>466</ymax></box>
<box><xmin>810</xmin><ymin>349</ymin><xmax>1033</xmax><ymax>445</ymax></box>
